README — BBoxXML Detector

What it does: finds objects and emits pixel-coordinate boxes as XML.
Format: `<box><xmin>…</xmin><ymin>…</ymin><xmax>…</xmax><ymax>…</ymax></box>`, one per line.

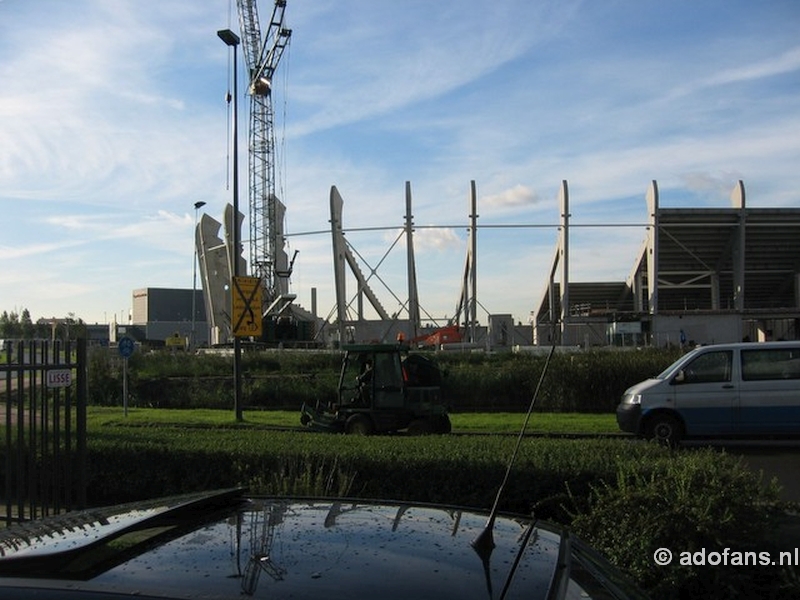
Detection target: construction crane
<box><xmin>235</xmin><ymin>0</ymin><xmax>292</xmax><ymax>306</ymax></box>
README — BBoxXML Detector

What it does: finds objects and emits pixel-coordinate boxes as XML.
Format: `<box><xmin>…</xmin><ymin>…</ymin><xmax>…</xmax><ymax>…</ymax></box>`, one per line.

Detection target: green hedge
<box><xmin>438</xmin><ymin>348</ymin><xmax>684</xmax><ymax>412</ymax></box>
<box><xmin>87</xmin><ymin>348</ymin><xmax>342</xmax><ymax>409</ymax></box>
<box><xmin>83</xmin><ymin>427</ymin><xmax>766</xmax><ymax>517</ymax></box>
<box><xmin>88</xmin><ymin>346</ymin><xmax>682</xmax><ymax>412</ymax></box>
<box><xmin>87</xmin><ymin>429</ymin><xmax>638</xmax><ymax>512</ymax></box>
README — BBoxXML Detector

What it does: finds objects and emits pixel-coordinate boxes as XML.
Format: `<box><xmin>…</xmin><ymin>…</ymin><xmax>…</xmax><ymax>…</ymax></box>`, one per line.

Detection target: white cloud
<box><xmin>0</xmin><ymin>241</ymin><xmax>85</xmax><ymax>261</ymax></box>
<box><xmin>412</xmin><ymin>227</ymin><xmax>463</xmax><ymax>252</ymax></box>
<box><xmin>702</xmin><ymin>45</ymin><xmax>800</xmax><ymax>88</ymax></box>
<box><xmin>483</xmin><ymin>185</ymin><xmax>542</xmax><ymax>209</ymax></box>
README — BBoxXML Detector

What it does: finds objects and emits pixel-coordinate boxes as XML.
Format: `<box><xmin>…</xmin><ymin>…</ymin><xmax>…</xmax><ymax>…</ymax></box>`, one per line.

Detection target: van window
<box><xmin>679</xmin><ymin>350</ymin><xmax>732</xmax><ymax>384</ymax></box>
<box><xmin>741</xmin><ymin>348</ymin><xmax>800</xmax><ymax>381</ymax></box>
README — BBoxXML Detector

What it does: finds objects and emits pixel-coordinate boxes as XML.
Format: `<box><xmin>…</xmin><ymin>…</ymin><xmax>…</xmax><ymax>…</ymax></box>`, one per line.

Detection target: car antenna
<box><xmin>471</xmin><ymin>342</ymin><xmax>557</xmax><ymax>558</ymax></box>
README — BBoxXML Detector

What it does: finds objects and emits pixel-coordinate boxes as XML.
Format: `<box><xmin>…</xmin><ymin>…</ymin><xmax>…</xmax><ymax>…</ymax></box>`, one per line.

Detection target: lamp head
<box><xmin>217</xmin><ymin>29</ymin><xmax>240</xmax><ymax>47</ymax></box>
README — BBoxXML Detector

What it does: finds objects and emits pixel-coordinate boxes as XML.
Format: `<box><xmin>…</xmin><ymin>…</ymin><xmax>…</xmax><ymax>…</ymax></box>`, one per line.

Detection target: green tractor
<box><xmin>300</xmin><ymin>344</ymin><xmax>451</xmax><ymax>435</ymax></box>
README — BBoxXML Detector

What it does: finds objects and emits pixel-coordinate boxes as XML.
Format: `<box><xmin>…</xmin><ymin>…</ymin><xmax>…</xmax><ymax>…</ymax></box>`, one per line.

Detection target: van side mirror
<box><xmin>672</xmin><ymin>370</ymin><xmax>685</xmax><ymax>384</ymax></box>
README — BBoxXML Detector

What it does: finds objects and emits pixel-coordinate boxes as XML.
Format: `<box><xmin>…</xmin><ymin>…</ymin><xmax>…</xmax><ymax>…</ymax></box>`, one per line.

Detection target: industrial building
<box><xmin>127</xmin><ymin>288</ymin><xmax>208</xmax><ymax>348</ymax></box>
<box><xmin>533</xmin><ymin>180</ymin><xmax>800</xmax><ymax>347</ymax></box>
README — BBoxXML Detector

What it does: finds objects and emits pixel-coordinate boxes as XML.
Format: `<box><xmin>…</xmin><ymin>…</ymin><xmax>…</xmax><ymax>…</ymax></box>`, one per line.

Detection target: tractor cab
<box><xmin>300</xmin><ymin>344</ymin><xmax>450</xmax><ymax>435</ymax></box>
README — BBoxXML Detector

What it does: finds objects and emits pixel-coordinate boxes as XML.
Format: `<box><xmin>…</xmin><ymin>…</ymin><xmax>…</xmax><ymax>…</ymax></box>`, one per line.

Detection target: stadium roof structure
<box><xmin>533</xmin><ymin>180</ymin><xmax>800</xmax><ymax>340</ymax></box>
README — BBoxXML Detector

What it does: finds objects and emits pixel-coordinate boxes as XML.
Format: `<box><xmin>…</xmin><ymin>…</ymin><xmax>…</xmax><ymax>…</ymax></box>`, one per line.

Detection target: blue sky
<box><xmin>1</xmin><ymin>0</ymin><xmax>799</xmax><ymax>327</ymax></box>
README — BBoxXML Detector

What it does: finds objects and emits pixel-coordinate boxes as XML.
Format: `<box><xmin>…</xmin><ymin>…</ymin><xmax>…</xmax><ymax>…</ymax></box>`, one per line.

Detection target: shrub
<box><xmin>87</xmin><ymin>346</ymin><xmax>123</xmax><ymax>406</ymax></box>
<box><xmin>568</xmin><ymin>450</ymin><xmax>792</xmax><ymax>599</ymax></box>
<box><xmin>438</xmin><ymin>348</ymin><xmax>681</xmax><ymax>412</ymax></box>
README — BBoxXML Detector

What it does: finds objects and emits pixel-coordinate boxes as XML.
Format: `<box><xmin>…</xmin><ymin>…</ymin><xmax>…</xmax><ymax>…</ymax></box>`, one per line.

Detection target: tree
<box><xmin>0</xmin><ymin>310</ymin><xmax>21</xmax><ymax>339</ymax></box>
<box><xmin>0</xmin><ymin>308</ymin><xmax>87</xmax><ymax>340</ymax></box>
<box><xmin>20</xmin><ymin>309</ymin><xmax>34</xmax><ymax>339</ymax></box>
<box><xmin>0</xmin><ymin>311</ymin><xmax>9</xmax><ymax>338</ymax></box>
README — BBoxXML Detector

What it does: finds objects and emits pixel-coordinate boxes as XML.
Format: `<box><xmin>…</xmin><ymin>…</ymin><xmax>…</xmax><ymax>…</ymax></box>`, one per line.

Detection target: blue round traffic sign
<box><xmin>118</xmin><ymin>336</ymin><xmax>135</xmax><ymax>358</ymax></box>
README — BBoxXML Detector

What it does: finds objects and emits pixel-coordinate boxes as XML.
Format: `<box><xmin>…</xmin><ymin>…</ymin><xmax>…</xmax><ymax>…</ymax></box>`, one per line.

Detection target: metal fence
<box><xmin>2</xmin><ymin>338</ymin><xmax>87</xmax><ymax>525</ymax></box>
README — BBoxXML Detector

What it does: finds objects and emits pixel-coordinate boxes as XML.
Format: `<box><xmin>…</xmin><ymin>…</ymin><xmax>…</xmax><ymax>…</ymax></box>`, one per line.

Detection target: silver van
<box><xmin>616</xmin><ymin>341</ymin><xmax>800</xmax><ymax>444</ymax></box>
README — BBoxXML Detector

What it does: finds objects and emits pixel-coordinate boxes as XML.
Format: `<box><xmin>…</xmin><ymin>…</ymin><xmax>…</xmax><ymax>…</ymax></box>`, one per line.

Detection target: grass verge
<box><xmin>86</xmin><ymin>406</ymin><xmax>620</xmax><ymax>434</ymax></box>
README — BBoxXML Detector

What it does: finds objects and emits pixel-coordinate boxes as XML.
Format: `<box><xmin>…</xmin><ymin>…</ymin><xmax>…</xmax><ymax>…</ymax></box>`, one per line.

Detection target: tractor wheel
<box><xmin>407</xmin><ymin>418</ymin><xmax>435</xmax><ymax>436</ymax></box>
<box><xmin>345</xmin><ymin>414</ymin><xmax>374</xmax><ymax>436</ymax></box>
<box><xmin>435</xmin><ymin>414</ymin><xmax>452</xmax><ymax>434</ymax></box>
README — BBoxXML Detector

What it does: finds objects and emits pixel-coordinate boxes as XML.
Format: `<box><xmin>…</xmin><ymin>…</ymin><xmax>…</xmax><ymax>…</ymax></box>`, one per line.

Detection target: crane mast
<box><xmin>235</xmin><ymin>0</ymin><xmax>292</xmax><ymax>305</ymax></box>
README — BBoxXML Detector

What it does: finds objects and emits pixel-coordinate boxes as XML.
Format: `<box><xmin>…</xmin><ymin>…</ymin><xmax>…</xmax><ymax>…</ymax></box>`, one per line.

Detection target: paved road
<box><xmin>684</xmin><ymin>439</ymin><xmax>800</xmax><ymax>503</ymax></box>
<box><xmin>739</xmin><ymin>448</ymin><xmax>800</xmax><ymax>503</ymax></box>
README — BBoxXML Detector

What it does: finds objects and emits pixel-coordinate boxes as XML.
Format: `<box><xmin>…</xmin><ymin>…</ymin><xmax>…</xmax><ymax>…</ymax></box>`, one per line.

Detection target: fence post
<box><xmin>76</xmin><ymin>338</ymin><xmax>87</xmax><ymax>510</ymax></box>
<box><xmin>3</xmin><ymin>342</ymin><xmax>10</xmax><ymax>526</ymax></box>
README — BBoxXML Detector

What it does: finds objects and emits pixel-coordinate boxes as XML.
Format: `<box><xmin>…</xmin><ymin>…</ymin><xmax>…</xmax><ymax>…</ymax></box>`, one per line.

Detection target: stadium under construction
<box><xmin>126</xmin><ymin>178</ymin><xmax>800</xmax><ymax>350</ymax></box>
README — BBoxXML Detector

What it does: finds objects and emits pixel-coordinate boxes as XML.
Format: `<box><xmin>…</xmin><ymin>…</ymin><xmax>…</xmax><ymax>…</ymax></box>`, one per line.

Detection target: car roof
<box><xmin>0</xmin><ymin>489</ymin><xmax>645</xmax><ymax>600</ymax></box>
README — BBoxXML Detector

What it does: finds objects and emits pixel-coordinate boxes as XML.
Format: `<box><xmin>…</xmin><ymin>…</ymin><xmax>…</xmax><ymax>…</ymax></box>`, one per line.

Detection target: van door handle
<box><xmin>722</xmin><ymin>384</ymin><xmax>735</xmax><ymax>389</ymax></box>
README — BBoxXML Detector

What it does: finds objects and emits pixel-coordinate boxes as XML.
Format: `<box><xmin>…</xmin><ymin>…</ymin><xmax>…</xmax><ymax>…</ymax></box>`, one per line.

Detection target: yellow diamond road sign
<box><xmin>232</xmin><ymin>276</ymin><xmax>263</xmax><ymax>337</ymax></box>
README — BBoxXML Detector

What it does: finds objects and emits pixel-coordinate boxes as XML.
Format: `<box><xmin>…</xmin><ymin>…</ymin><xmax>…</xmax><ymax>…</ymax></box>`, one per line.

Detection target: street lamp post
<box><xmin>218</xmin><ymin>27</ymin><xmax>244</xmax><ymax>422</ymax></box>
<box><xmin>191</xmin><ymin>200</ymin><xmax>206</xmax><ymax>351</ymax></box>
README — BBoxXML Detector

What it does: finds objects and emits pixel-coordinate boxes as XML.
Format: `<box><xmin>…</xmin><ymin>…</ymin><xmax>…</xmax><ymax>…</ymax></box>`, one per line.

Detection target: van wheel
<box><xmin>345</xmin><ymin>414</ymin><xmax>374</xmax><ymax>435</ymax></box>
<box><xmin>645</xmin><ymin>414</ymin><xmax>683</xmax><ymax>447</ymax></box>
